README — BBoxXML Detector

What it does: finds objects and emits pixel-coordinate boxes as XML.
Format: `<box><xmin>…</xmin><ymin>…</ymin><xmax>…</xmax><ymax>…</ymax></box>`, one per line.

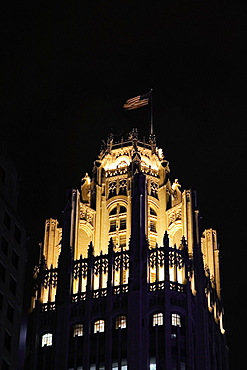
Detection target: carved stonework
<box><xmin>149</xmin><ymin>249</ymin><xmax>165</xmax><ymax>269</ymax></box>
<box><xmin>167</xmin><ymin>204</ymin><xmax>182</xmax><ymax>226</ymax></box>
<box><xmin>94</xmin><ymin>256</ymin><xmax>108</xmax><ymax>276</ymax></box>
<box><xmin>80</xmin><ymin>204</ymin><xmax>95</xmax><ymax>226</ymax></box>
<box><xmin>169</xmin><ymin>249</ymin><xmax>184</xmax><ymax>269</ymax></box>
<box><xmin>114</xmin><ymin>252</ymin><xmax>129</xmax><ymax>271</ymax></box>
<box><xmin>43</xmin><ymin>269</ymin><xmax>58</xmax><ymax>289</ymax></box>
<box><xmin>73</xmin><ymin>260</ymin><xmax>88</xmax><ymax>279</ymax></box>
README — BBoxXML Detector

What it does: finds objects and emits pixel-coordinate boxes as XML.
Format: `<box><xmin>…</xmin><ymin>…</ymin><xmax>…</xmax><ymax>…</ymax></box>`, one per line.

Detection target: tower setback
<box><xmin>25</xmin><ymin>129</ymin><xmax>228</xmax><ymax>370</ymax></box>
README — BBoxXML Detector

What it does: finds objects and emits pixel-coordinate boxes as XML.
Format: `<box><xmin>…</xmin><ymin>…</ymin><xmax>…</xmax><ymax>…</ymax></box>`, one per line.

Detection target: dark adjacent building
<box><xmin>0</xmin><ymin>149</ymin><xmax>27</xmax><ymax>370</ymax></box>
<box><xmin>25</xmin><ymin>130</ymin><xmax>228</xmax><ymax>369</ymax></box>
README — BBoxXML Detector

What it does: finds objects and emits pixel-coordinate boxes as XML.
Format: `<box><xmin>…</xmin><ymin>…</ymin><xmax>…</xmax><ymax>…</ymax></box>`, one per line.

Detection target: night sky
<box><xmin>3</xmin><ymin>2</ymin><xmax>246</xmax><ymax>368</ymax></box>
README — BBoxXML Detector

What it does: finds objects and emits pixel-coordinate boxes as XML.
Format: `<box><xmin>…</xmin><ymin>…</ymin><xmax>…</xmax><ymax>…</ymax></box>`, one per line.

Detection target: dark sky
<box><xmin>3</xmin><ymin>1</ymin><xmax>247</xmax><ymax>368</ymax></box>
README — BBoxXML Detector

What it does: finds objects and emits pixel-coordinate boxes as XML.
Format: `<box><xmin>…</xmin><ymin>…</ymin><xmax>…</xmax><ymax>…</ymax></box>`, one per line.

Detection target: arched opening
<box><xmin>108</xmin><ymin>204</ymin><xmax>127</xmax><ymax>251</ymax></box>
<box><xmin>149</xmin><ymin>313</ymin><xmax>165</xmax><ymax>369</ymax></box>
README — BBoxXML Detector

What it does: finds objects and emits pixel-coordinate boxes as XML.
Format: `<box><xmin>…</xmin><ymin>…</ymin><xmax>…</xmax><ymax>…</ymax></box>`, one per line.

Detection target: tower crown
<box><xmin>27</xmin><ymin>127</ymin><xmax>228</xmax><ymax>370</ymax></box>
<box><xmin>98</xmin><ymin>129</ymin><xmax>169</xmax><ymax>178</ymax></box>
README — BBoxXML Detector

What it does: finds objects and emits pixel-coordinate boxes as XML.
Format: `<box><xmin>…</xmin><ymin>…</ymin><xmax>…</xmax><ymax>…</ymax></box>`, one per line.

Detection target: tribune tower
<box><xmin>25</xmin><ymin>129</ymin><xmax>228</xmax><ymax>369</ymax></box>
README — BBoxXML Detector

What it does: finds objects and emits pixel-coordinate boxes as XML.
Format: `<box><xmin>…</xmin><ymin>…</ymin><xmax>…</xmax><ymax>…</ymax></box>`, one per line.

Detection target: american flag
<box><xmin>123</xmin><ymin>91</ymin><xmax>151</xmax><ymax>110</ymax></box>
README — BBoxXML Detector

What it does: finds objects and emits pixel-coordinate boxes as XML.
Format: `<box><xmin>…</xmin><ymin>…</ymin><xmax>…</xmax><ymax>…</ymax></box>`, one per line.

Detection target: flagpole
<box><xmin>150</xmin><ymin>89</ymin><xmax>153</xmax><ymax>135</ymax></box>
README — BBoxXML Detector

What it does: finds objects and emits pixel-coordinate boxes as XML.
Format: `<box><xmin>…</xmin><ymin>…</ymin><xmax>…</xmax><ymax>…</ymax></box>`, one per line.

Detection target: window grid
<box><xmin>115</xmin><ymin>315</ymin><xmax>127</xmax><ymax>329</ymax></box>
<box><xmin>41</xmin><ymin>333</ymin><xmax>53</xmax><ymax>347</ymax></box>
<box><xmin>73</xmin><ymin>323</ymin><xmax>83</xmax><ymax>337</ymax></box>
<box><xmin>109</xmin><ymin>205</ymin><xmax>127</xmax><ymax>250</ymax></box>
<box><xmin>153</xmin><ymin>313</ymin><xmax>163</xmax><ymax>326</ymax></box>
<box><xmin>172</xmin><ymin>313</ymin><xmax>181</xmax><ymax>327</ymax></box>
<box><xmin>94</xmin><ymin>319</ymin><xmax>105</xmax><ymax>333</ymax></box>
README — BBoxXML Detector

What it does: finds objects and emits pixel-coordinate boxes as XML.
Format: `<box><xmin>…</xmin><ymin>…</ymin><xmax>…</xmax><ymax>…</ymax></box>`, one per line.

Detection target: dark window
<box><xmin>12</xmin><ymin>250</ymin><xmax>19</xmax><ymax>270</ymax></box>
<box><xmin>4</xmin><ymin>331</ymin><xmax>12</xmax><ymax>352</ymax></box>
<box><xmin>9</xmin><ymin>276</ymin><xmax>16</xmax><ymax>296</ymax></box>
<box><xmin>0</xmin><ymin>291</ymin><xmax>3</xmax><ymax>310</ymax></box>
<box><xmin>150</xmin><ymin>208</ymin><xmax>157</xmax><ymax>216</ymax></box>
<box><xmin>0</xmin><ymin>166</ymin><xmax>5</xmax><ymax>184</ymax></box>
<box><xmin>4</xmin><ymin>212</ymin><xmax>11</xmax><ymax>230</ymax></box>
<box><xmin>109</xmin><ymin>207</ymin><xmax>117</xmax><ymax>215</ymax></box>
<box><xmin>2</xmin><ymin>359</ymin><xmax>9</xmax><ymax>370</ymax></box>
<box><xmin>7</xmin><ymin>303</ymin><xmax>14</xmax><ymax>323</ymax></box>
<box><xmin>1</xmin><ymin>236</ymin><xmax>8</xmax><ymax>256</ymax></box>
<box><xmin>14</xmin><ymin>225</ymin><xmax>21</xmax><ymax>243</ymax></box>
<box><xmin>110</xmin><ymin>220</ymin><xmax>117</xmax><ymax>232</ymax></box>
<box><xmin>150</xmin><ymin>220</ymin><xmax>156</xmax><ymax>232</ymax></box>
<box><xmin>119</xmin><ymin>219</ymin><xmax>126</xmax><ymax>230</ymax></box>
<box><xmin>0</xmin><ymin>262</ymin><xmax>6</xmax><ymax>282</ymax></box>
<box><xmin>119</xmin><ymin>206</ymin><xmax>127</xmax><ymax>213</ymax></box>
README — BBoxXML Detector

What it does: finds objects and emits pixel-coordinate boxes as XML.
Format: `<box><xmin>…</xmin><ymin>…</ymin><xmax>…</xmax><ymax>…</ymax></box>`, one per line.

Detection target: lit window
<box><xmin>112</xmin><ymin>362</ymin><xmax>127</xmax><ymax>369</ymax></box>
<box><xmin>73</xmin><ymin>323</ymin><xmax>83</xmax><ymax>337</ymax></box>
<box><xmin>153</xmin><ymin>313</ymin><xmax>163</xmax><ymax>326</ymax></box>
<box><xmin>171</xmin><ymin>313</ymin><xmax>181</xmax><ymax>327</ymax></box>
<box><xmin>150</xmin><ymin>358</ymin><xmax>156</xmax><ymax>369</ymax></box>
<box><xmin>94</xmin><ymin>319</ymin><xmax>105</xmax><ymax>333</ymax></box>
<box><xmin>109</xmin><ymin>204</ymin><xmax>127</xmax><ymax>250</ymax></box>
<box><xmin>41</xmin><ymin>333</ymin><xmax>52</xmax><ymax>347</ymax></box>
<box><xmin>115</xmin><ymin>315</ymin><xmax>127</xmax><ymax>329</ymax></box>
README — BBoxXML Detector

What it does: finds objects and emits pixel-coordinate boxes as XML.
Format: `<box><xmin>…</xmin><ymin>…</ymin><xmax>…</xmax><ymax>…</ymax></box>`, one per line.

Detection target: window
<box><xmin>1</xmin><ymin>236</ymin><xmax>8</xmax><ymax>256</ymax></box>
<box><xmin>149</xmin><ymin>207</ymin><xmax>157</xmax><ymax>247</ymax></box>
<box><xmin>41</xmin><ymin>333</ymin><xmax>53</xmax><ymax>347</ymax></box>
<box><xmin>14</xmin><ymin>225</ymin><xmax>21</xmax><ymax>243</ymax></box>
<box><xmin>150</xmin><ymin>208</ymin><xmax>157</xmax><ymax>216</ymax></box>
<box><xmin>153</xmin><ymin>313</ymin><xmax>163</xmax><ymax>326</ymax></box>
<box><xmin>115</xmin><ymin>315</ymin><xmax>127</xmax><ymax>329</ymax></box>
<box><xmin>7</xmin><ymin>303</ymin><xmax>14</xmax><ymax>323</ymax></box>
<box><xmin>109</xmin><ymin>204</ymin><xmax>127</xmax><ymax>250</ymax></box>
<box><xmin>150</xmin><ymin>220</ymin><xmax>156</xmax><ymax>232</ymax></box>
<box><xmin>73</xmin><ymin>323</ymin><xmax>83</xmax><ymax>337</ymax></box>
<box><xmin>0</xmin><ymin>166</ymin><xmax>5</xmax><ymax>184</ymax></box>
<box><xmin>94</xmin><ymin>319</ymin><xmax>105</xmax><ymax>333</ymax></box>
<box><xmin>2</xmin><ymin>359</ymin><xmax>9</xmax><ymax>370</ymax></box>
<box><xmin>110</xmin><ymin>220</ymin><xmax>117</xmax><ymax>232</ymax></box>
<box><xmin>0</xmin><ymin>291</ymin><xmax>3</xmax><ymax>310</ymax></box>
<box><xmin>109</xmin><ymin>208</ymin><xmax>117</xmax><ymax>215</ymax></box>
<box><xmin>4</xmin><ymin>331</ymin><xmax>12</xmax><ymax>351</ymax></box>
<box><xmin>150</xmin><ymin>358</ymin><xmax>156</xmax><ymax>369</ymax></box>
<box><xmin>12</xmin><ymin>250</ymin><xmax>19</xmax><ymax>270</ymax></box>
<box><xmin>119</xmin><ymin>219</ymin><xmax>126</xmax><ymax>230</ymax></box>
<box><xmin>9</xmin><ymin>276</ymin><xmax>16</xmax><ymax>296</ymax></box>
<box><xmin>0</xmin><ymin>262</ymin><xmax>6</xmax><ymax>282</ymax></box>
<box><xmin>171</xmin><ymin>313</ymin><xmax>181</xmax><ymax>327</ymax></box>
<box><xmin>119</xmin><ymin>234</ymin><xmax>126</xmax><ymax>248</ymax></box>
<box><xmin>4</xmin><ymin>212</ymin><xmax>11</xmax><ymax>230</ymax></box>
<box><xmin>119</xmin><ymin>206</ymin><xmax>127</xmax><ymax>214</ymax></box>
<box><xmin>112</xmin><ymin>362</ymin><xmax>127</xmax><ymax>369</ymax></box>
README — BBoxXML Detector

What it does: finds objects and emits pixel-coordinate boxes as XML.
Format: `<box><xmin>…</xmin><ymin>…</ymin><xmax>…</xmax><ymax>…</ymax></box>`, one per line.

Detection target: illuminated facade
<box><xmin>25</xmin><ymin>129</ymin><xmax>228</xmax><ymax>369</ymax></box>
